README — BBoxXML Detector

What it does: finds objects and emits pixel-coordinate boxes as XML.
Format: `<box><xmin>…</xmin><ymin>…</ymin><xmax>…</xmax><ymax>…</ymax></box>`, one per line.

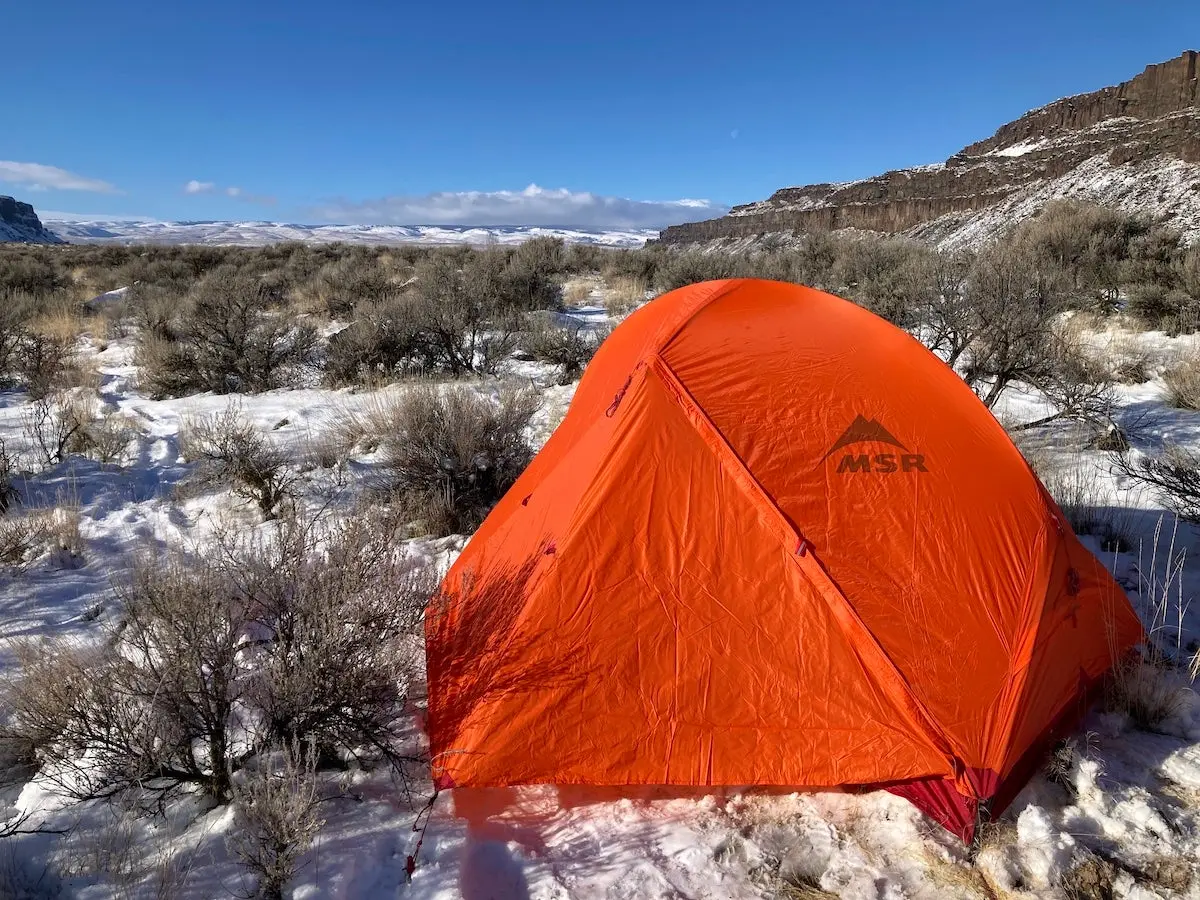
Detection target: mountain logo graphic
<box><xmin>822</xmin><ymin>415</ymin><xmax>908</xmax><ymax>459</ymax></box>
<box><xmin>823</xmin><ymin>415</ymin><xmax>928</xmax><ymax>474</ymax></box>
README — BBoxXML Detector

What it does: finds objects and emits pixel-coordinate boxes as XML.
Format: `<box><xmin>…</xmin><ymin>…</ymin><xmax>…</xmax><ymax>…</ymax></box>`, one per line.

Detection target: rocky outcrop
<box><xmin>655</xmin><ymin>52</ymin><xmax>1200</xmax><ymax>250</ymax></box>
<box><xmin>962</xmin><ymin>51</ymin><xmax>1198</xmax><ymax>155</ymax></box>
<box><xmin>0</xmin><ymin>196</ymin><xmax>64</xmax><ymax>244</ymax></box>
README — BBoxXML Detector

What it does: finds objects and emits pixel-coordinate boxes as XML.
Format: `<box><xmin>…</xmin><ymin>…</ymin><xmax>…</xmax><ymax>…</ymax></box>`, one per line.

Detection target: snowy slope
<box><xmin>44</xmin><ymin>219</ymin><xmax>657</xmax><ymax>248</ymax></box>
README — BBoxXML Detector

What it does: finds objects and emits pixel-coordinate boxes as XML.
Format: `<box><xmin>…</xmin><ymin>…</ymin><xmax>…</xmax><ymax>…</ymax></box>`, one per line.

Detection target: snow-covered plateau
<box><xmin>42</xmin><ymin>220</ymin><xmax>657</xmax><ymax>250</ymax></box>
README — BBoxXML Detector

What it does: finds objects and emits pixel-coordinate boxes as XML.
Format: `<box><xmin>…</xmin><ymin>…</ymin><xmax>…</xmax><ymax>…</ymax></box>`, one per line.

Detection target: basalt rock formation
<box><xmin>0</xmin><ymin>196</ymin><xmax>64</xmax><ymax>244</ymax></box>
<box><xmin>655</xmin><ymin>52</ymin><xmax>1200</xmax><ymax>250</ymax></box>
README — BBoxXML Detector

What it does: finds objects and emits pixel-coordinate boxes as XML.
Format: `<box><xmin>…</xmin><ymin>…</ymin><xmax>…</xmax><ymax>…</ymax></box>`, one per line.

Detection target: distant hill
<box><xmin>43</xmin><ymin>219</ymin><xmax>656</xmax><ymax>248</ymax></box>
<box><xmin>0</xmin><ymin>196</ymin><xmax>64</xmax><ymax>244</ymax></box>
<box><xmin>655</xmin><ymin>51</ymin><xmax>1200</xmax><ymax>250</ymax></box>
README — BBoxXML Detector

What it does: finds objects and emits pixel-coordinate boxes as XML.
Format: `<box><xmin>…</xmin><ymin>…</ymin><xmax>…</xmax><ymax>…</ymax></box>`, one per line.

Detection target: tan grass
<box><xmin>564</xmin><ymin>279</ymin><xmax>594</xmax><ymax>305</ymax></box>
<box><xmin>29</xmin><ymin>306</ymin><xmax>87</xmax><ymax>343</ymax></box>
<box><xmin>777</xmin><ymin>874</ymin><xmax>837</xmax><ymax>899</ymax></box>
<box><xmin>604</xmin><ymin>275</ymin><xmax>647</xmax><ymax>317</ymax></box>
<box><xmin>1105</xmin><ymin>332</ymin><xmax>1153</xmax><ymax>384</ymax></box>
<box><xmin>923</xmin><ymin>850</ymin><xmax>998</xmax><ymax>899</ymax></box>
<box><xmin>1162</xmin><ymin>353</ymin><xmax>1200</xmax><ymax>410</ymax></box>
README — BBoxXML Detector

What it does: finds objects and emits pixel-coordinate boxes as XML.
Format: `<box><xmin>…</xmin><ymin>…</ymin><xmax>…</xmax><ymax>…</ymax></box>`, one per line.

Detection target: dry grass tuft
<box><xmin>604</xmin><ymin>275</ymin><xmax>647</xmax><ymax>317</ymax></box>
<box><xmin>563</xmin><ymin>279</ymin><xmax>594</xmax><ymax>305</ymax></box>
<box><xmin>46</xmin><ymin>501</ymin><xmax>85</xmax><ymax>567</ymax></box>
<box><xmin>1058</xmin><ymin>852</ymin><xmax>1116</xmax><ymax>900</ymax></box>
<box><xmin>1105</xmin><ymin>515</ymin><xmax>1197</xmax><ymax>730</ymax></box>
<box><xmin>925</xmin><ymin>857</ymin><xmax>1001</xmax><ymax>899</ymax></box>
<box><xmin>1162</xmin><ymin>352</ymin><xmax>1200</xmax><ymax>410</ymax></box>
<box><xmin>1105</xmin><ymin>333</ymin><xmax>1153</xmax><ymax>384</ymax></box>
<box><xmin>1106</xmin><ymin>656</ymin><xmax>1192</xmax><ymax>732</ymax></box>
<box><xmin>28</xmin><ymin>305</ymin><xmax>87</xmax><ymax>344</ymax></box>
<box><xmin>975</xmin><ymin>820</ymin><xmax>1018</xmax><ymax>855</ymax></box>
<box><xmin>1142</xmin><ymin>854</ymin><xmax>1195</xmax><ymax>893</ymax></box>
<box><xmin>777</xmin><ymin>874</ymin><xmax>838</xmax><ymax>899</ymax></box>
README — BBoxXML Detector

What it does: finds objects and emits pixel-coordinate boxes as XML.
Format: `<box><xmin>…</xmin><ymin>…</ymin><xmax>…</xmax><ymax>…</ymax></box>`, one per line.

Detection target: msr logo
<box><xmin>823</xmin><ymin>415</ymin><xmax>928</xmax><ymax>474</ymax></box>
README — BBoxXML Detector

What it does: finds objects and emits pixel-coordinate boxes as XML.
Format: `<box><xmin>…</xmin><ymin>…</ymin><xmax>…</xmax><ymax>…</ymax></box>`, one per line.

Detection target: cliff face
<box><xmin>0</xmin><ymin>196</ymin><xmax>64</xmax><ymax>244</ymax></box>
<box><xmin>655</xmin><ymin>52</ymin><xmax>1200</xmax><ymax>250</ymax></box>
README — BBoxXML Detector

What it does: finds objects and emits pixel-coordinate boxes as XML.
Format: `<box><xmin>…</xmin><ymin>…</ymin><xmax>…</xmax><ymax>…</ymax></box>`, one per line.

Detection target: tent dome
<box><xmin>425</xmin><ymin>278</ymin><xmax>1142</xmax><ymax>840</ymax></box>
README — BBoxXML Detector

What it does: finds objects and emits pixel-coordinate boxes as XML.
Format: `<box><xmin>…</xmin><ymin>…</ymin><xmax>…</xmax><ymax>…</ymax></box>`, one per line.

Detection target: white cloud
<box><xmin>183</xmin><ymin>181</ymin><xmax>274</xmax><ymax>205</ymax></box>
<box><xmin>0</xmin><ymin>161</ymin><xmax>119</xmax><ymax>194</ymax></box>
<box><xmin>309</xmin><ymin>184</ymin><xmax>728</xmax><ymax>230</ymax></box>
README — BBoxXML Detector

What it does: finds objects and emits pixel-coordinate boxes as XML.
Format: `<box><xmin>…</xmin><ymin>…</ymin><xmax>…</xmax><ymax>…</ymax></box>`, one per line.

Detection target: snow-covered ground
<box><xmin>0</xmin><ymin>290</ymin><xmax>1198</xmax><ymax>899</ymax></box>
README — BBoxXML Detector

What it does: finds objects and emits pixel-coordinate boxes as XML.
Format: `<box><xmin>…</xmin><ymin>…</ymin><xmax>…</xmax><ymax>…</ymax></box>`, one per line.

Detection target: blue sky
<box><xmin>3</xmin><ymin>0</ymin><xmax>1197</xmax><ymax>228</ymax></box>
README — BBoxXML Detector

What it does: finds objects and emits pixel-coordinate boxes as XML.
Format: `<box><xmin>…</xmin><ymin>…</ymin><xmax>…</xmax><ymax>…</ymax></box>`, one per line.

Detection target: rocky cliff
<box><xmin>0</xmin><ymin>196</ymin><xmax>64</xmax><ymax>244</ymax></box>
<box><xmin>655</xmin><ymin>52</ymin><xmax>1200</xmax><ymax>250</ymax></box>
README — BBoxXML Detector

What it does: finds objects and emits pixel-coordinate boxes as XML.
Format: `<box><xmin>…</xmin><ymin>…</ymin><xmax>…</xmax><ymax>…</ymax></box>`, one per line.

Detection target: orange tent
<box><xmin>425</xmin><ymin>278</ymin><xmax>1142</xmax><ymax>840</ymax></box>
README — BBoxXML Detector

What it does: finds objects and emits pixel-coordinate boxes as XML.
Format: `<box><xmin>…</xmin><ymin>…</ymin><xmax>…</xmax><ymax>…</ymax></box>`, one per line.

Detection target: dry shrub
<box><xmin>133</xmin><ymin>333</ymin><xmax>194</xmax><ymax>397</ymax></box>
<box><xmin>0</xmin><ymin>512</ymin><xmax>435</xmax><ymax>809</ymax></box>
<box><xmin>15</xmin><ymin>333</ymin><xmax>79</xmax><ymax>400</ymax></box>
<box><xmin>1044</xmin><ymin>737</ymin><xmax>1080</xmax><ymax>794</ymax></box>
<box><xmin>136</xmin><ymin>268</ymin><xmax>318</xmax><ymax>398</ymax></box>
<box><xmin>240</xmin><ymin>511</ymin><xmax>435</xmax><ymax>773</ymax></box>
<box><xmin>228</xmin><ymin>742</ymin><xmax>324</xmax><ymax>900</ymax></box>
<box><xmin>52</xmin><ymin>809</ymin><xmax>197</xmax><ymax>900</ymax></box>
<box><xmin>180</xmin><ymin>405</ymin><xmax>297</xmax><ymax>520</ymax></box>
<box><xmin>1162</xmin><ymin>352</ymin><xmax>1200</xmax><ymax>409</ymax></box>
<box><xmin>519</xmin><ymin>316</ymin><xmax>609</xmax><ymax>384</ymax></box>
<box><xmin>83</xmin><ymin>408</ymin><xmax>138</xmax><ymax>466</ymax></box>
<box><xmin>0</xmin><ymin>513</ymin><xmax>52</xmax><ymax>572</ymax></box>
<box><xmin>0</xmin><ymin>437</ymin><xmax>19</xmax><ymax>513</ymax></box>
<box><xmin>306</xmin><ymin>254</ymin><xmax>392</xmax><ymax>317</ymax></box>
<box><xmin>82</xmin><ymin>313</ymin><xmax>112</xmax><ymax>350</ymax></box>
<box><xmin>41</xmin><ymin>499</ymin><xmax>85</xmax><ymax>569</ymax></box>
<box><xmin>53</xmin><ymin>803</ymin><xmax>140</xmax><ymax>891</ymax></box>
<box><xmin>373</xmin><ymin>385</ymin><xmax>540</xmax><ymax>536</ymax></box>
<box><xmin>22</xmin><ymin>391</ymin><xmax>95</xmax><ymax>468</ymax></box>
<box><xmin>604</xmin><ymin>275</ymin><xmax>647</xmax><ymax>317</ymax></box>
<box><xmin>28</xmin><ymin>307</ymin><xmax>86</xmax><ymax>344</ymax></box>
<box><xmin>1115</xmin><ymin>445</ymin><xmax>1200</xmax><ymax>525</ymax></box>
<box><xmin>975</xmin><ymin>819</ymin><xmax>1018</xmax><ymax>855</ymax></box>
<box><xmin>322</xmin><ymin>295</ymin><xmax>433</xmax><ymax>386</ymax></box>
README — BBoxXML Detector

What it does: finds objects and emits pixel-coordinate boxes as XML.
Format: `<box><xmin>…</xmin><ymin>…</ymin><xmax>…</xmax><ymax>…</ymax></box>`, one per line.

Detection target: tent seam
<box><xmin>651</xmin><ymin>279</ymin><xmax>747</xmax><ymax>354</ymax></box>
<box><xmin>648</xmin><ymin>353</ymin><xmax>964</xmax><ymax>785</ymax></box>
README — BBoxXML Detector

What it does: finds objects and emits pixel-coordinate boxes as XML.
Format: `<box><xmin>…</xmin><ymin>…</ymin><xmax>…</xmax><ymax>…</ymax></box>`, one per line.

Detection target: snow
<box><xmin>0</xmin><ymin>308</ymin><xmax>1198</xmax><ymax>898</ymax></box>
<box><xmin>990</xmin><ymin>138</ymin><xmax>1048</xmax><ymax>157</ymax></box>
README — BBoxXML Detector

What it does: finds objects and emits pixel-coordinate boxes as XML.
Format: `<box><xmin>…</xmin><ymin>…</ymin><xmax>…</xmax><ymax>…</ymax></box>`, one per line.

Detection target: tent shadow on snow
<box><xmin>449</xmin><ymin>783</ymin><xmax>745</xmax><ymax>899</ymax></box>
<box><xmin>458</xmin><ymin>836</ymin><xmax>532</xmax><ymax>900</ymax></box>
